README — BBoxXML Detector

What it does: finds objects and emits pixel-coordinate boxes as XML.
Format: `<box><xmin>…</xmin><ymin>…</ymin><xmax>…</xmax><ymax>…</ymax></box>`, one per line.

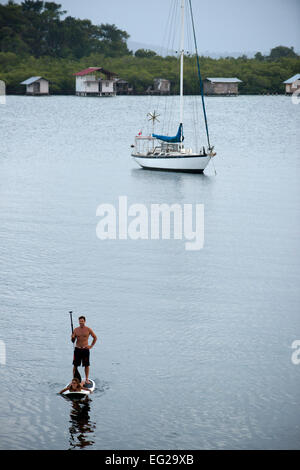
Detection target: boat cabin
<box><xmin>283</xmin><ymin>74</ymin><xmax>300</xmax><ymax>95</ymax></box>
<box><xmin>20</xmin><ymin>77</ymin><xmax>49</xmax><ymax>95</ymax></box>
<box><xmin>203</xmin><ymin>77</ymin><xmax>242</xmax><ymax>95</ymax></box>
<box><xmin>73</xmin><ymin>67</ymin><xmax>117</xmax><ymax>97</ymax></box>
<box><xmin>132</xmin><ymin>135</ymin><xmax>205</xmax><ymax>157</ymax></box>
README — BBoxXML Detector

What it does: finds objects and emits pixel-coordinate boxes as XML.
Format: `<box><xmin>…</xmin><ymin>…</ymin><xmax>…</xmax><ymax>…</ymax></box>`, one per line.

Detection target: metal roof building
<box><xmin>204</xmin><ymin>77</ymin><xmax>242</xmax><ymax>95</ymax></box>
<box><xmin>73</xmin><ymin>67</ymin><xmax>116</xmax><ymax>79</ymax></box>
<box><xmin>283</xmin><ymin>73</ymin><xmax>300</xmax><ymax>84</ymax></box>
<box><xmin>73</xmin><ymin>67</ymin><xmax>117</xmax><ymax>97</ymax></box>
<box><xmin>20</xmin><ymin>76</ymin><xmax>49</xmax><ymax>95</ymax></box>
<box><xmin>283</xmin><ymin>73</ymin><xmax>300</xmax><ymax>95</ymax></box>
<box><xmin>205</xmin><ymin>77</ymin><xmax>242</xmax><ymax>83</ymax></box>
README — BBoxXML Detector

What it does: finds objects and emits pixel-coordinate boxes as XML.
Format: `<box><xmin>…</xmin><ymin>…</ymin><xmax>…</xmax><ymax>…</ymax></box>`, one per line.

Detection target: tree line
<box><xmin>0</xmin><ymin>0</ymin><xmax>130</xmax><ymax>58</ymax></box>
<box><xmin>0</xmin><ymin>1</ymin><xmax>299</xmax><ymax>95</ymax></box>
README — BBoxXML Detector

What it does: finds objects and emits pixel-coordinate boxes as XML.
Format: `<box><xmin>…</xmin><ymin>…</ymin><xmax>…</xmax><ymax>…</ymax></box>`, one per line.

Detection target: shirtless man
<box><xmin>71</xmin><ymin>316</ymin><xmax>97</xmax><ymax>384</ymax></box>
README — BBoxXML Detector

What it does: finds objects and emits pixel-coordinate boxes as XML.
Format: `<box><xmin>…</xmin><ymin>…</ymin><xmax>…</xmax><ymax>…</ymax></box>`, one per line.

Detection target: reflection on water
<box><xmin>130</xmin><ymin>167</ymin><xmax>212</xmax><ymax>185</ymax></box>
<box><xmin>67</xmin><ymin>399</ymin><xmax>96</xmax><ymax>450</ymax></box>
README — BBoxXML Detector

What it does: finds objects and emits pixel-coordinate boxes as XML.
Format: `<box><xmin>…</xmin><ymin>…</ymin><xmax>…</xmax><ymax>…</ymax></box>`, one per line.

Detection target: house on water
<box><xmin>203</xmin><ymin>77</ymin><xmax>242</xmax><ymax>95</ymax></box>
<box><xmin>20</xmin><ymin>77</ymin><xmax>49</xmax><ymax>95</ymax></box>
<box><xmin>73</xmin><ymin>67</ymin><xmax>117</xmax><ymax>97</ymax></box>
<box><xmin>146</xmin><ymin>78</ymin><xmax>171</xmax><ymax>95</ymax></box>
<box><xmin>116</xmin><ymin>79</ymin><xmax>133</xmax><ymax>95</ymax></box>
<box><xmin>283</xmin><ymin>74</ymin><xmax>300</xmax><ymax>94</ymax></box>
<box><xmin>153</xmin><ymin>78</ymin><xmax>171</xmax><ymax>95</ymax></box>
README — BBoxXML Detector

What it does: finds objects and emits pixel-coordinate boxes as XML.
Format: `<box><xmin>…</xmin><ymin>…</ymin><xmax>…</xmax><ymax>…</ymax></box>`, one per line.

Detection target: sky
<box><xmin>2</xmin><ymin>0</ymin><xmax>300</xmax><ymax>55</ymax></box>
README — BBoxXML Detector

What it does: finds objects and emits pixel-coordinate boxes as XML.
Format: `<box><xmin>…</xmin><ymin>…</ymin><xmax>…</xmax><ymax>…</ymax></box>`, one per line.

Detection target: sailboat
<box><xmin>131</xmin><ymin>0</ymin><xmax>216</xmax><ymax>173</ymax></box>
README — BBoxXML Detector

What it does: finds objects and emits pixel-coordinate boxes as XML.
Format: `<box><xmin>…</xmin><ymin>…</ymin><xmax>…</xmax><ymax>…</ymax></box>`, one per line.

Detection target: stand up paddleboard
<box><xmin>62</xmin><ymin>379</ymin><xmax>95</xmax><ymax>400</ymax></box>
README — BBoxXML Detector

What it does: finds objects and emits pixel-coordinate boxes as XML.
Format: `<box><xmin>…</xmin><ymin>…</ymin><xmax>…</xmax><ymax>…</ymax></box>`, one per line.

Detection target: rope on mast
<box><xmin>188</xmin><ymin>0</ymin><xmax>212</xmax><ymax>149</ymax></box>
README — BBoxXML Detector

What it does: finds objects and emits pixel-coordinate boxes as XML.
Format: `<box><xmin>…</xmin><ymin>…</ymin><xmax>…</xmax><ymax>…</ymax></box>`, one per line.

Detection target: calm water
<box><xmin>0</xmin><ymin>95</ymin><xmax>299</xmax><ymax>450</ymax></box>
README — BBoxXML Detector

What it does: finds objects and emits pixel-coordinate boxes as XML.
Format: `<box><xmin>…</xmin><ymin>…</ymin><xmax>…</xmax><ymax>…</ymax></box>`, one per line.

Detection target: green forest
<box><xmin>0</xmin><ymin>0</ymin><xmax>299</xmax><ymax>94</ymax></box>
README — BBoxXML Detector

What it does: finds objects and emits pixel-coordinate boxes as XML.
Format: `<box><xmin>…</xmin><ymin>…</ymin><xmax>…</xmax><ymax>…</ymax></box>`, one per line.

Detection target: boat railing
<box><xmin>134</xmin><ymin>136</ymin><xmax>188</xmax><ymax>157</ymax></box>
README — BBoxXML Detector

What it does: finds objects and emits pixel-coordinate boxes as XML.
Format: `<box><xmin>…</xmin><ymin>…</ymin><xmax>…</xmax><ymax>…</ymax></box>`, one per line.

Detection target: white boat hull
<box><xmin>132</xmin><ymin>154</ymin><xmax>211</xmax><ymax>173</ymax></box>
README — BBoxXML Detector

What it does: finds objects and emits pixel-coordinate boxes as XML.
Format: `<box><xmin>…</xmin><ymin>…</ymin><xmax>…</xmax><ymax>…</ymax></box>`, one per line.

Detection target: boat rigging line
<box><xmin>188</xmin><ymin>0</ymin><xmax>212</xmax><ymax>150</ymax></box>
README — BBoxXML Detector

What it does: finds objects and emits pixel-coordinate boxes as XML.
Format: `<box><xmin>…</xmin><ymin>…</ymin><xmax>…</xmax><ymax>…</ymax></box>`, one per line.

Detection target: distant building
<box><xmin>20</xmin><ymin>77</ymin><xmax>49</xmax><ymax>95</ymax></box>
<box><xmin>116</xmin><ymin>79</ymin><xmax>133</xmax><ymax>95</ymax></box>
<box><xmin>283</xmin><ymin>74</ymin><xmax>300</xmax><ymax>95</ymax></box>
<box><xmin>153</xmin><ymin>78</ymin><xmax>171</xmax><ymax>95</ymax></box>
<box><xmin>73</xmin><ymin>67</ymin><xmax>117</xmax><ymax>97</ymax></box>
<box><xmin>203</xmin><ymin>77</ymin><xmax>242</xmax><ymax>95</ymax></box>
<box><xmin>146</xmin><ymin>78</ymin><xmax>171</xmax><ymax>95</ymax></box>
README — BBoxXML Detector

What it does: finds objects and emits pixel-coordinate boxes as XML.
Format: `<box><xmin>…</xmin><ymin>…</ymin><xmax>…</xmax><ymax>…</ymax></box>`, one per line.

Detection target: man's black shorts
<box><xmin>73</xmin><ymin>347</ymin><xmax>90</xmax><ymax>367</ymax></box>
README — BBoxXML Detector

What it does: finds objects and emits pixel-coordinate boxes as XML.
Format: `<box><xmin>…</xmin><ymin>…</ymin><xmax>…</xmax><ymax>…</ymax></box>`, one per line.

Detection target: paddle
<box><xmin>69</xmin><ymin>311</ymin><xmax>82</xmax><ymax>382</ymax></box>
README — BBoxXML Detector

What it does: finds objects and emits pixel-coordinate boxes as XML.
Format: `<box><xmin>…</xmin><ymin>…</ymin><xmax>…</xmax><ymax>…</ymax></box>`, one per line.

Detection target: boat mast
<box><xmin>179</xmin><ymin>0</ymin><xmax>185</xmax><ymax>131</ymax></box>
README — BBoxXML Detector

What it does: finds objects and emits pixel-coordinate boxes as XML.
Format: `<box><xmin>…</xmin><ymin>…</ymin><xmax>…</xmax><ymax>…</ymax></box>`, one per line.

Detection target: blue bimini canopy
<box><xmin>153</xmin><ymin>123</ymin><xmax>183</xmax><ymax>143</ymax></box>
